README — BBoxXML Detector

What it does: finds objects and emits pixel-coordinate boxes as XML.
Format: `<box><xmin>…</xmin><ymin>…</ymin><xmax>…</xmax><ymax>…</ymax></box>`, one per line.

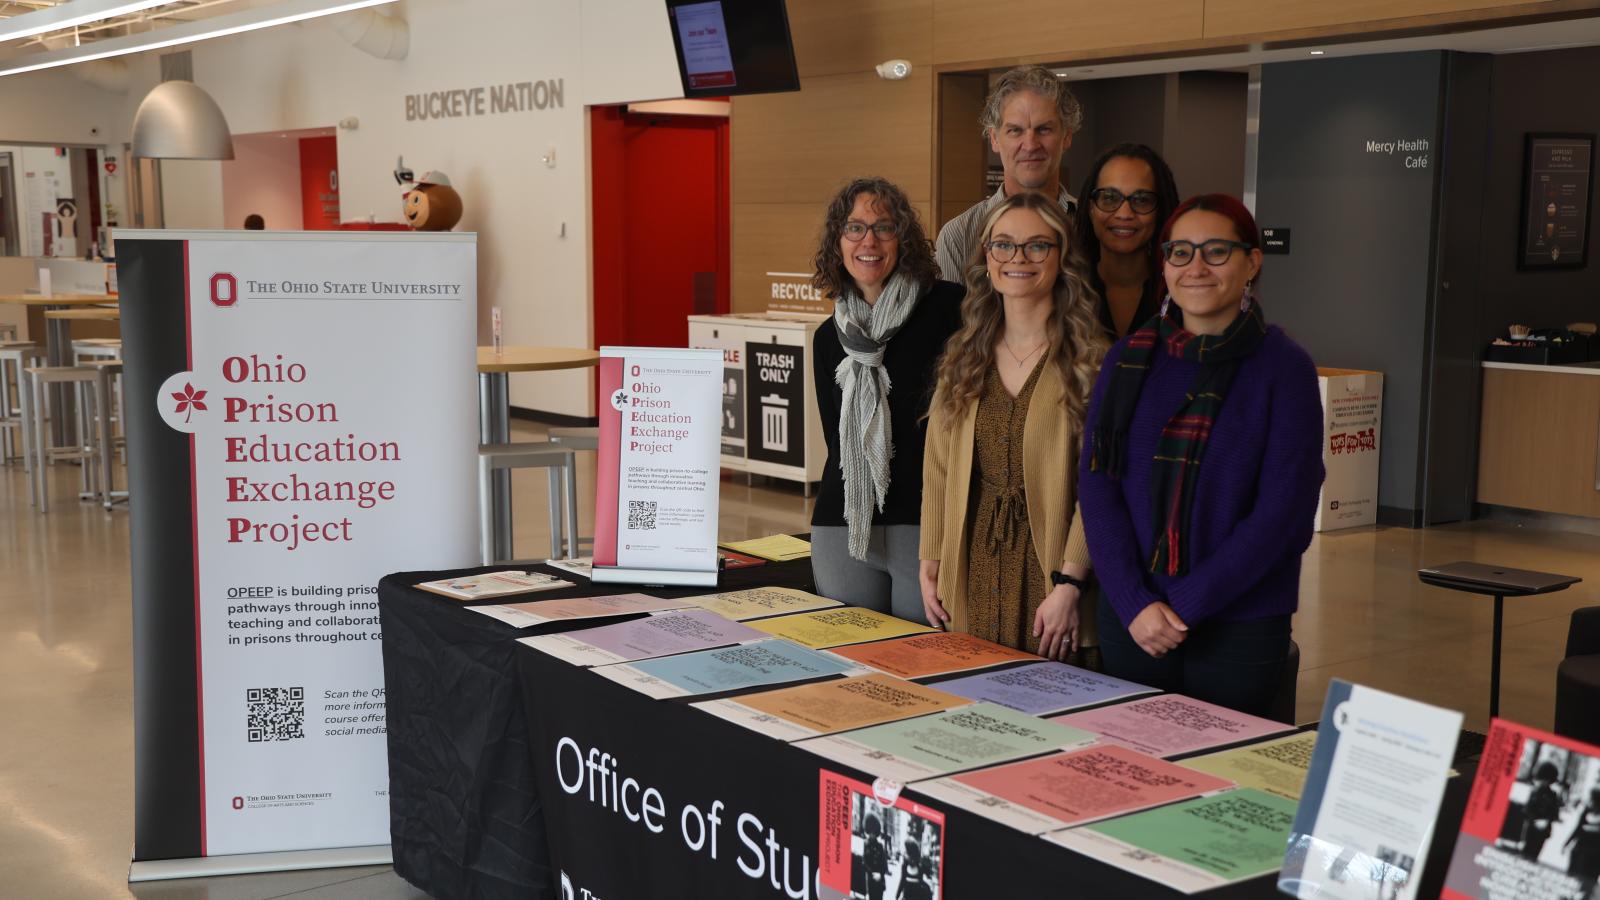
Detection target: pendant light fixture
<box><xmin>131</xmin><ymin>52</ymin><xmax>234</xmax><ymax>160</ymax></box>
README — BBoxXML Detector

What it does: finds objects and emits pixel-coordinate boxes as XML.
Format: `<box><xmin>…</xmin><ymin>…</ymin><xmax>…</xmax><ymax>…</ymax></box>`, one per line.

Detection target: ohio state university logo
<box><xmin>210</xmin><ymin>272</ymin><xmax>238</xmax><ymax>308</ymax></box>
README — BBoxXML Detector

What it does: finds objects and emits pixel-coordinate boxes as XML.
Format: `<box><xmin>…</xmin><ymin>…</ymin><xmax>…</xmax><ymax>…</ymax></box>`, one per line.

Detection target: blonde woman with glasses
<box><xmin>920</xmin><ymin>192</ymin><xmax>1108</xmax><ymax>659</ymax></box>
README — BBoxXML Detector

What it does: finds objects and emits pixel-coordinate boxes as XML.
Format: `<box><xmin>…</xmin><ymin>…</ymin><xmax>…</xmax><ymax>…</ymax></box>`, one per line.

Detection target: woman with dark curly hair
<box><xmin>920</xmin><ymin>191</ymin><xmax>1108</xmax><ymax>657</ymax></box>
<box><xmin>1074</xmin><ymin>143</ymin><xmax>1181</xmax><ymax>339</ymax></box>
<box><xmin>809</xmin><ymin>177</ymin><xmax>963</xmax><ymax>620</ymax></box>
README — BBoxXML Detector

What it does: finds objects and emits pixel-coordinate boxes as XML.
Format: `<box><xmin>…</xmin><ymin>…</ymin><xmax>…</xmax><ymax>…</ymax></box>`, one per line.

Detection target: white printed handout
<box><xmin>1280</xmin><ymin>679</ymin><xmax>1462</xmax><ymax>900</ymax></box>
<box><xmin>592</xmin><ymin>348</ymin><xmax>722</xmax><ymax>587</ymax></box>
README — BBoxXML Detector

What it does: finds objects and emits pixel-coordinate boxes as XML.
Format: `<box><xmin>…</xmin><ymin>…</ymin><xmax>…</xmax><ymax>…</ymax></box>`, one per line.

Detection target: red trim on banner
<box><xmin>593</xmin><ymin>357</ymin><xmax>624</xmax><ymax>567</ymax></box>
<box><xmin>183</xmin><ymin>239</ymin><xmax>208</xmax><ymax>856</ymax></box>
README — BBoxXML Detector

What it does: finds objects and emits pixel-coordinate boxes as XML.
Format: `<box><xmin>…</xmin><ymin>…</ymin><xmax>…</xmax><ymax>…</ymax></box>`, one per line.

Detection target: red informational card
<box><xmin>818</xmin><ymin>769</ymin><xmax>945</xmax><ymax>900</ymax></box>
<box><xmin>1441</xmin><ymin>718</ymin><xmax>1600</xmax><ymax>899</ymax></box>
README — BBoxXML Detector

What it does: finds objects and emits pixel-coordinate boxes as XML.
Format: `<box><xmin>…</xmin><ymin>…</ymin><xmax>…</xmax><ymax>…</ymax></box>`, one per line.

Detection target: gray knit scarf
<box><xmin>832</xmin><ymin>270</ymin><xmax>921</xmax><ymax>560</ymax></box>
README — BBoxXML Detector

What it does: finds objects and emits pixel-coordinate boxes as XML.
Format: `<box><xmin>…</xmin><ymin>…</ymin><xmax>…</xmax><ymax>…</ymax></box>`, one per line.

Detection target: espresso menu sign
<box><xmin>1521</xmin><ymin>134</ymin><xmax>1594</xmax><ymax>269</ymax></box>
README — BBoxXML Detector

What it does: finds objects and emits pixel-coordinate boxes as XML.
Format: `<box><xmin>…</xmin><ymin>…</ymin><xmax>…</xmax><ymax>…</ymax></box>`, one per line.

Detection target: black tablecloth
<box><xmin>379</xmin><ymin>558</ymin><xmax>818</xmax><ymax>900</ymax></box>
<box><xmin>384</xmin><ymin>560</ymin><xmax>1474</xmax><ymax>899</ymax></box>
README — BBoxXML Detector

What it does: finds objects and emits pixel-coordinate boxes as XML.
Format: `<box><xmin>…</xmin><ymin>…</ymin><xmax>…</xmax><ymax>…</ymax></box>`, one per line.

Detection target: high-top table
<box><xmin>0</xmin><ymin>294</ymin><xmax>119</xmax><ymax>444</ymax></box>
<box><xmin>1418</xmin><ymin>562</ymin><xmax>1581</xmax><ymax>718</ymax></box>
<box><xmin>476</xmin><ymin>347</ymin><xmax>600</xmax><ymax>562</ymax></box>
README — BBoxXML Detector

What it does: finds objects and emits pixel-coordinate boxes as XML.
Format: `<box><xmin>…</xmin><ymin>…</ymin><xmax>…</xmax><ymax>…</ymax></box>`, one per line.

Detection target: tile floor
<box><xmin>3</xmin><ymin>420</ymin><xmax>1597</xmax><ymax>898</ymax></box>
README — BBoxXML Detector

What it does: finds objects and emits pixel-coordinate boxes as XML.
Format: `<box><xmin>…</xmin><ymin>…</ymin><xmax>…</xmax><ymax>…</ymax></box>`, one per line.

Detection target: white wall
<box><xmin>159</xmin><ymin>159</ymin><xmax>226</xmax><ymax>228</ymax></box>
<box><xmin>221</xmin><ymin>133</ymin><xmax>304</xmax><ymax>231</ymax></box>
<box><xmin>0</xmin><ymin>0</ymin><xmax>682</xmax><ymax>416</ymax></box>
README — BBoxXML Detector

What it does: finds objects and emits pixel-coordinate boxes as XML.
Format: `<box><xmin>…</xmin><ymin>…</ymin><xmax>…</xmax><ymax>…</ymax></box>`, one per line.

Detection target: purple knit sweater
<box><xmin>1078</xmin><ymin>324</ymin><xmax>1325</xmax><ymax>629</ymax></box>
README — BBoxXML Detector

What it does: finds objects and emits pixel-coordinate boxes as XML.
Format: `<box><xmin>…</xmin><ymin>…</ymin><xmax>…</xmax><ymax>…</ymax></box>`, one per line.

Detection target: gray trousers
<box><xmin>810</xmin><ymin>525</ymin><xmax>927</xmax><ymax>624</ymax></box>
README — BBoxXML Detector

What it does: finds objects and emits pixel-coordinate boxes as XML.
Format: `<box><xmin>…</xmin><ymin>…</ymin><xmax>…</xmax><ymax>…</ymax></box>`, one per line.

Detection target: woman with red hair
<box><xmin>1077</xmin><ymin>194</ymin><xmax>1323</xmax><ymax>718</ymax></box>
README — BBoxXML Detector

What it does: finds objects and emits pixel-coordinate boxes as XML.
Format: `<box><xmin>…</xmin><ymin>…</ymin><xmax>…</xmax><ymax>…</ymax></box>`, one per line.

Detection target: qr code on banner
<box><xmin>247</xmin><ymin>687</ymin><xmax>305</xmax><ymax>742</ymax></box>
<box><xmin>627</xmin><ymin>500</ymin><xmax>658</xmax><ymax>530</ymax></box>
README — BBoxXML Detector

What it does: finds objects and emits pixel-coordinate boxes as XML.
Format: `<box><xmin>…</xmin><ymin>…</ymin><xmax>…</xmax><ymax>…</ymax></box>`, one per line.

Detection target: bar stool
<box><xmin>1</xmin><ymin>341</ymin><xmax>44</xmax><ymax>467</ymax></box>
<box><xmin>83</xmin><ymin>359</ymin><xmax>126</xmax><ymax>509</ymax></box>
<box><xmin>477</xmin><ymin>442</ymin><xmax>578</xmax><ymax>563</ymax></box>
<box><xmin>21</xmin><ymin>364</ymin><xmax>100</xmax><ymax>512</ymax></box>
<box><xmin>547</xmin><ymin>426</ymin><xmax>598</xmax><ymax>553</ymax></box>
<box><xmin>73</xmin><ymin>340</ymin><xmax>123</xmax><ymax>457</ymax></box>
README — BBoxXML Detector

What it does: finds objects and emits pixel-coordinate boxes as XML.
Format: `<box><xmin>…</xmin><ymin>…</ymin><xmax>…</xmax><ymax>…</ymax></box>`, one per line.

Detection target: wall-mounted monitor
<box><xmin>665</xmin><ymin>0</ymin><xmax>799</xmax><ymax>98</ymax></box>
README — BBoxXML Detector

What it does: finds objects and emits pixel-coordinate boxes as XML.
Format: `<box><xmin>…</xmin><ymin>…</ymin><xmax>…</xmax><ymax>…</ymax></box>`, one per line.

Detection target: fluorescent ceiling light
<box><xmin>0</xmin><ymin>0</ymin><xmax>398</xmax><ymax>78</ymax></box>
<box><xmin>0</xmin><ymin>0</ymin><xmax>174</xmax><ymax>44</ymax></box>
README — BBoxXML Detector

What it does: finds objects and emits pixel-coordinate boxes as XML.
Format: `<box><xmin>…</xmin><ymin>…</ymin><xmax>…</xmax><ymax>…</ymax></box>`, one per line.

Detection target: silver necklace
<box><xmin>1002</xmin><ymin>337</ymin><xmax>1046</xmax><ymax>366</ymax></box>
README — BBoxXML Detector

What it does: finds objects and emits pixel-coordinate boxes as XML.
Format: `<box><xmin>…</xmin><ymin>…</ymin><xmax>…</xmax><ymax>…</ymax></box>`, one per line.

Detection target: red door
<box><xmin>591</xmin><ymin>105</ymin><xmax>730</xmax><ymax>351</ymax></box>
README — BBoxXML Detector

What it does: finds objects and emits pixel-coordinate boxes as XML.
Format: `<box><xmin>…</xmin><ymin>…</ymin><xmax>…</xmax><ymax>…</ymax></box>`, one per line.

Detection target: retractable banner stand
<box><xmin>118</xmin><ymin>231</ymin><xmax>478</xmax><ymax>879</ymax></box>
<box><xmin>592</xmin><ymin>346</ymin><xmax>721</xmax><ymax>587</ymax></box>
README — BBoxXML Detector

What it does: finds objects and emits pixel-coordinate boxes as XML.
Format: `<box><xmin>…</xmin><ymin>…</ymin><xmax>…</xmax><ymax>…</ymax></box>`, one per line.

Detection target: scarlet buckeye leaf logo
<box><xmin>172</xmin><ymin>383</ymin><xmax>207</xmax><ymax>423</ymax></box>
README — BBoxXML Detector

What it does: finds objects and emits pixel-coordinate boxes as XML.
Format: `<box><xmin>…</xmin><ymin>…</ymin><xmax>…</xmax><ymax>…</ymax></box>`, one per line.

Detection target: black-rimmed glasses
<box><xmin>1161</xmin><ymin>239</ymin><xmax>1252</xmax><ymax>266</ymax></box>
<box><xmin>842</xmin><ymin>222</ymin><xmax>897</xmax><ymax>241</ymax></box>
<box><xmin>985</xmin><ymin>240</ymin><xmax>1058</xmax><ymax>263</ymax></box>
<box><xmin>1089</xmin><ymin>187</ymin><xmax>1159</xmax><ymax>215</ymax></box>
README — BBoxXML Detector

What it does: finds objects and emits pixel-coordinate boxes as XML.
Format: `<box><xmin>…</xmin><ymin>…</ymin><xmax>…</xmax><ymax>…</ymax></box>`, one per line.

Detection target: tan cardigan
<box><xmin>919</xmin><ymin>360</ymin><xmax>1095</xmax><ymax>640</ymax></box>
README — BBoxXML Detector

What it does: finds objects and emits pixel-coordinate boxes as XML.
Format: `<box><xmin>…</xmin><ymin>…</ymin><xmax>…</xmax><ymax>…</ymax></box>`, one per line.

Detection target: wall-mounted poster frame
<box><xmin>1519</xmin><ymin>132</ymin><xmax>1594</xmax><ymax>270</ymax></box>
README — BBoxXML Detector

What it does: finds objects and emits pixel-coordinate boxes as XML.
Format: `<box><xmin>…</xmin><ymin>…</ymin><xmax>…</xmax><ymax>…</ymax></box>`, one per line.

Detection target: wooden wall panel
<box><xmin>788</xmin><ymin>0</ymin><xmax>934</xmax><ymax>79</ymax></box>
<box><xmin>932</xmin><ymin>0</ymin><xmax>1204</xmax><ymax>66</ymax></box>
<box><xmin>731</xmin><ymin>69</ymin><xmax>934</xmax><ymax>207</ymax></box>
<box><xmin>1203</xmin><ymin>0</ymin><xmax>1547</xmax><ymax>38</ymax></box>
<box><xmin>731</xmin><ymin>201</ymin><xmax>934</xmax><ymax>314</ymax></box>
<box><xmin>1476</xmin><ymin>369</ymin><xmax>1600</xmax><ymax>518</ymax></box>
<box><xmin>937</xmin><ymin>73</ymin><xmax>990</xmax><ymax>230</ymax></box>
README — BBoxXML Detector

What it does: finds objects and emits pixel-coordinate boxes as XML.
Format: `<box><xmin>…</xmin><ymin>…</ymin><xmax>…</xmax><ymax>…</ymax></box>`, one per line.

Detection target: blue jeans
<box><xmin>1097</xmin><ymin>592</ymin><xmax>1291</xmax><ymax>720</ymax></box>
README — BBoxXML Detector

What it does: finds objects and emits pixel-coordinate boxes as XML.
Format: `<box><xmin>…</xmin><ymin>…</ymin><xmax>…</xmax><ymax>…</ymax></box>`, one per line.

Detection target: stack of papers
<box><xmin>718</xmin><ymin>534</ymin><xmax>811</xmax><ymax>562</ymax></box>
<box><xmin>415</xmin><ymin>570</ymin><xmax>570</xmax><ymax>601</ymax></box>
<box><xmin>748</xmin><ymin>607</ymin><xmax>934</xmax><ymax>649</ymax></box>
<box><xmin>693</xmin><ymin>673</ymin><xmax>968</xmax><ymax>740</ymax></box>
<box><xmin>916</xmin><ymin>743</ymin><xmax>1236</xmax><ymax>834</ymax></box>
<box><xmin>518</xmin><ymin>609</ymin><xmax>765</xmax><ymax>666</ymax></box>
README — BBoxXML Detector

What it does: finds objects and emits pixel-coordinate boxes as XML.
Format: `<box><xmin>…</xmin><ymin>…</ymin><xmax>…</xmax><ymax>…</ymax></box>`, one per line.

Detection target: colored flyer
<box><xmin>1441</xmin><ymin>718</ymin><xmax>1600</xmax><ymax>900</ymax></box>
<box><xmin>693</xmin><ymin>674</ymin><xmax>969</xmax><ymax>741</ymax></box>
<box><xmin>1047</xmin><ymin>788</ymin><xmax>1300</xmax><ymax>893</ymax></box>
<box><xmin>795</xmin><ymin>702</ymin><xmax>1097</xmax><ymax>784</ymax></box>
<box><xmin>826</xmin><ymin>631</ymin><xmax>1039</xmax><ymax>679</ymax></box>
<box><xmin>818</xmin><ymin>769</ymin><xmax>945</xmax><ymax>900</ymax></box>
<box><xmin>1054</xmin><ymin>693</ymin><xmax>1293</xmax><ymax>758</ymax></box>
<box><xmin>1279</xmin><ymin>679</ymin><xmax>1462</xmax><ymax>900</ymax></box>
<box><xmin>517</xmin><ymin>609</ymin><xmax>764</xmax><ymax>667</ymax></box>
<box><xmin>931</xmin><ymin>661</ymin><xmax>1157</xmax><ymax>715</ymax></box>
<box><xmin>465</xmin><ymin>592</ymin><xmax>691</xmax><ymax>628</ymax></box>
<box><xmin>685</xmin><ymin>586</ymin><xmax>842</xmax><ymax>621</ymax></box>
<box><xmin>748</xmin><ymin>607</ymin><xmax>935</xmax><ymax>649</ymax></box>
<box><xmin>592</xmin><ymin>347</ymin><xmax>721</xmax><ymax>587</ymax></box>
<box><xmin>415</xmin><ymin>570</ymin><xmax>570</xmax><ymax>601</ymax></box>
<box><xmin>1180</xmin><ymin>730</ymin><xmax>1318</xmax><ymax>801</ymax></box>
<box><xmin>915</xmin><ymin>743</ymin><xmax>1234</xmax><ymax>834</ymax></box>
<box><xmin>719</xmin><ymin>534</ymin><xmax>812</xmax><ymax>562</ymax></box>
<box><xmin>593</xmin><ymin>639</ymin><xmax>865</xmax><ymax>700</ymax></box>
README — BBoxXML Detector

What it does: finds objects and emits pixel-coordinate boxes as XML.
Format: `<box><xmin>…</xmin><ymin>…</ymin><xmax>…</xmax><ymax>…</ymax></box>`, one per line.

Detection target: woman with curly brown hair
<box><xmin>809</xmin><ymin>177</ymin><xmax>963</xmax><ymax>621</ymax></box>
<box><xmin>919</xmin><ymin>191</ymin><xmax>1108</xmax><ymax>658</ymax></box>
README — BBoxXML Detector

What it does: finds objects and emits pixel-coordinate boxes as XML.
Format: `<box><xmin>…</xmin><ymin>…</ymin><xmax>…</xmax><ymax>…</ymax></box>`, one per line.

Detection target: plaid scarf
<box><xmin>1089</xmin><ymin>303</ymin><xmax>1268</xmax><ymax>576</ymax></box>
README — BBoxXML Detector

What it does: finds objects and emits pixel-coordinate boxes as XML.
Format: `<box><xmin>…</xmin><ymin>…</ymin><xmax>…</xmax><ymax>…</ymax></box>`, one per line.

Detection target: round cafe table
<box><xmin>477</xmin><ymin>346</ymin><xmax>600</xmax><ymax>561</ymax></box>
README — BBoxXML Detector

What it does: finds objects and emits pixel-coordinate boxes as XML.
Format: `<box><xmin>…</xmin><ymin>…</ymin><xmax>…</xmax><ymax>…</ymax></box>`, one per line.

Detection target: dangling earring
<box><xmin>1240</xmin><ymin>280</ymin><xmax>1254</xmax><ymax>312</ymax></box>
<box><xmin>1159</xmin><ymin>295</ymin><xmax>1171</xmax><ymax>318</ymax></box>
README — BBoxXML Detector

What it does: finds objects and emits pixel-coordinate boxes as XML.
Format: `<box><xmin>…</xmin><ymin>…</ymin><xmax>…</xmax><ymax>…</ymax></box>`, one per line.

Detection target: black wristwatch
<box><xmin>1051</xmin><ymin>571</ymin><xmax>1089</xmax><ymax>591</ymax></box>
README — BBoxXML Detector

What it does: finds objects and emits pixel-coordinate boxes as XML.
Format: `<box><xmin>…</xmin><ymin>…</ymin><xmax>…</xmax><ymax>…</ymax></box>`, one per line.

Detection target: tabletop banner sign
<box><xmin>1279</xmin><ymin>679</ymin><xmax>1462</xmax><ymax>900</ymax></box>
<box><xmin>592</xmin><ymin>346</ymin><xmax>721</xmax><ymax>587</ymax></box>
<box><xmin>1442</xmin><ymin>718</ymin><xmax>1600</xmax><ymax>899</ymax></box>
<box><xmin>117</xmin><ymin>231</ymin><xmax>478</xmax><ymax>878</ymax></box>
